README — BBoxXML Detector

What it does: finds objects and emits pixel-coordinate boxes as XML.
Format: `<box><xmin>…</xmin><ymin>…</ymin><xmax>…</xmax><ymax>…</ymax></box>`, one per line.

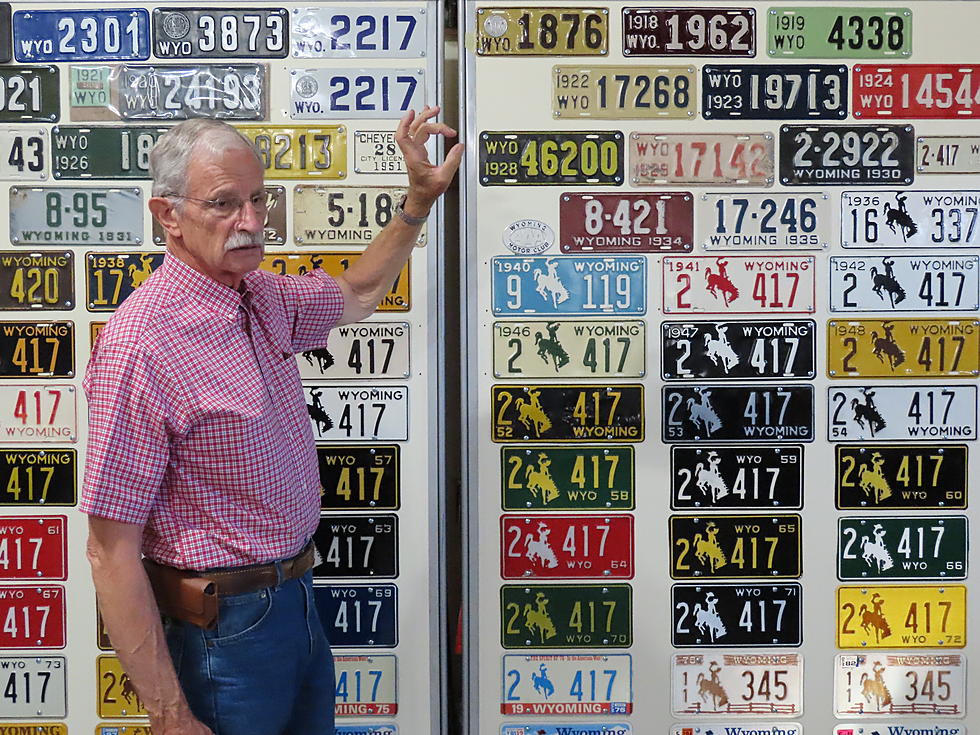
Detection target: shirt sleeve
<box><xmin>276</xmin><ymin>268</ymin><xmax>346</xmax><ymax>353</ymax></box>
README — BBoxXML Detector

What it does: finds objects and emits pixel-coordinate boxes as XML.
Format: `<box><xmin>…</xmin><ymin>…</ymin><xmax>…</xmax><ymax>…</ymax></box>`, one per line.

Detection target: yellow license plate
<box><xmin>91</xmin><ymin>321</ymin><xmax>105</xmax><ymax>351</ymax></box>
<box><xmin>837</xmin><ymin>585</ymin><xmax>967</xmax><ymax>649</ymax></box>
<box><xmin>259</xmin><ymin>252</ymin><xmax>409</xmax><ymax>312</ymax></box>
<box><xmin>553</xmin><ymin>65</ymin><xmax>696</xmax><ymax>119</ymax></box>
<box><xmin>293</xmin><ymin>186</ymin><xmax>425</xmax><ymax>247</ymax></box>
<box><xmin>493</xmin><ymin>320</ymin><xmax>645</xmax><ymax>378</ymax></box>
<box><xmin>97</xmin><ymin>655</ymin><xmax>148</xmax><ymax>718</ymax></box>
<box><xmin>236</xmin><ymin>125</ymin><xmax>346</xmax><ymax>179</ymax></box>
<box><xmin>828</xmin><ymin>319</ymin><xmax>980</xmax><ymax>378</ymax></box>
<box><xmin>476</xmin><ymin>7</ymin><xmax>608</xmax><ymax>56</ymax></box>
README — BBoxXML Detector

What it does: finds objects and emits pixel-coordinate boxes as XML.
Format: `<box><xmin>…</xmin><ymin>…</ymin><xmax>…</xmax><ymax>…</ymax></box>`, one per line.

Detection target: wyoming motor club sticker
<box><xmin>504</xmin><ymin>220</ymin><xmax>555</xmax><ymax>255</ymax></box>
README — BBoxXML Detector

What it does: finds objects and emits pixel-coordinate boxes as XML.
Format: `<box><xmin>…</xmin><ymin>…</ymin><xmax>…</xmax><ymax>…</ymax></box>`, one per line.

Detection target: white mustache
<box><xmin>224</xmin><ymin>231</ymin><xmax>265</xmax><ymax>251</ymax></box>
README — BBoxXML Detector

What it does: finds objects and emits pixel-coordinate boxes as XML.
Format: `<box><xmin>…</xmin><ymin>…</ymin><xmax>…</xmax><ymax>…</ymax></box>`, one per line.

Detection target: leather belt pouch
<box><xmin>143</xmin><ymin>559</ymin><xmax>219</xmax><ymax>630</ymax></box>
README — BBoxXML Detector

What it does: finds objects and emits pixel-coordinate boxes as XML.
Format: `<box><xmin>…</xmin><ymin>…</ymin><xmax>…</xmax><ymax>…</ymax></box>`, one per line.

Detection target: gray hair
<box><xmin>149</xmin><ymin>119</ymin><xmax>260</xmax><ymax>198</ymax></box>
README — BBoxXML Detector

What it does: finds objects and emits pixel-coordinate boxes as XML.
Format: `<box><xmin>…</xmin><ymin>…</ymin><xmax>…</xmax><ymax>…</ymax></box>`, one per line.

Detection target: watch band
<box><xmin>396</xmin><ymin>196</ymin><xmax>428</xmax><ymax>226</ymax></box>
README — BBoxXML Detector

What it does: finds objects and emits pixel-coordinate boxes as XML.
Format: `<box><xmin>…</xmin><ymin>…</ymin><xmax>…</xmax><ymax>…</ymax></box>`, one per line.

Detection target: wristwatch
<box><xmin>396</xmin><ymin>196</ymin><xmax>428</xmax><ymax>226</ymax></box>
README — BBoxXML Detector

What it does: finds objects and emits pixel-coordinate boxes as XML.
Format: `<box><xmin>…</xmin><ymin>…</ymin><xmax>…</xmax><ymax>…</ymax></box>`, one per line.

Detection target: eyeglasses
<box><xmin>166</xmin><ymin>190</ymin><xmax>277</xmax><ymax>218</ymax></box>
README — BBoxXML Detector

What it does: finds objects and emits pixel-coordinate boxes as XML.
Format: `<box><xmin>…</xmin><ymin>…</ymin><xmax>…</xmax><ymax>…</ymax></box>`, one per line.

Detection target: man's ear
<box><xmin>148</xmin><ymin>196</ymin><xmax>182</xmax><ymax>240</ymax></box>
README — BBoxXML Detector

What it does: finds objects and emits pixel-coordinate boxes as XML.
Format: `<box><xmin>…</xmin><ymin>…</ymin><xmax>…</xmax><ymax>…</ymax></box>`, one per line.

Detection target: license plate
<box><xmin>830</xmin><ymin>255</ymin><xmax>980</xmax><ymax>312</ymax></box>
<box><xmin>836</xmin><ymin>444</ymin><xmax>968</xmax><ymax>510</ymax></box>
<box><xmin>854</xmin><ymin>64</ymin><xmax>980</xmax><ymax>118</ymax></box>
<box><xmin>837</xmin><ymin>585</ymin><xmax>966</xmax><ymax>648</ymax></box>
<box><xmin>90</xmin><ymin>322</ymin><xmax>104</xmax><ymax>350</ymax></box>
<box><xmin>671</xmin><ymin>445</ymin><xmax>803</xmax><ymax>510</ymax></box>
<box><xmin>237</xmin><ymin>125</ymin><xmax>346</xmax><ymax>179</ymax></box>
<box><xmin>480</xmin><ymin>131</ymin><xmax>624</xmax><ymax>186</ymax></box>
<box><xmin>665</xmin><ymin>385</ymin><xmax>814</xmax><ymax>443</ymax></box>
<box><xmin>828</xmin><ymin>385</ymin><xmax>977</xmax><ymax>441</ymax></box>
<box><xmin>493</xmin><ymin>320</ymin><xmax>645</xmax><ymax>379</ymax></box>
<box><xmin>260</xmin><ymin>253</ymin><xmax>409</xmax><ymax>311</ymax></box>
<box><xmin>86</xmin><ymin>252</ymin><xmax>164</xmax><ymax>311</ymax></box>
<box><xmin>290</xmin><ymin>68</ymin><xmax>424</xmax><ymax>120</ymax></box>
<box><xmin>675</xmin><ymin>727</ymin><xmax>799</xmax><ymax>735</ymax></box>
<box><xmin>767</xmin><ymin>8</ymin><xmax>912</xmax><ymax>59</ymax></box>
<box><xmin>294</xmin><ymin>186</ymin><xmax>424</xmax><ymax>246</ymax></box>
<box><xmin>670</xmin><ymin>514</ymin><xmax>802</xmax><ymax>579</ymax></box>
<box><xmin>353</xmin><ymin>130</ymin><xmax>405</xmax><ymax>174</ymax></box>
<box><xmin>834</xmin><ymin>653</ymin><xmax>964</xmax><ymax>716</ymax></box>
<box><xmin>476</xmin><ymin>8</ymin><xmax>609</xmax><ymax>57</ymax></box>
<box><xmin>501</xmin><ymin>584</ymin><xmax>632</xmax><ymax>648</ymax></box>
<box><xmin>662</xmin><ymin>320</ymin><xmax>816</xmax><ymax>380</ymax></box>
<box><xmin>559</xmin><ymin>192</ymin><xmax>693</xmax><ymax>253</ymax></box>
<box><xmin>313</xmin><ymin>584</ymin><xmax>397</xmax><ymax>647</ymax></box>
<box><xmin>506</xmin><ymin>725</ymin><xmax>632</xmax><ymax>735</ymax></box>
<box><xmin>0</xmin><ymin>516</ymin><xmax>67</xmax><ymax>580</ymax></box>
<box><xmin>302</xmin><ymin>385</ymin><xmax>407</xmax><ymax>441</ymax></box>
<box><xmin>779</xmin><ymin>124</ymin><xmax>914</xmax><ymax>186</ymax></box>
<box><xmin>552</xmin><ymin>65</ymin><xmax>696</xmax><ymax>119</ymax></box>
<box><xmin>0</xmin><ymin>385</ymin><xmax>76</xmax><ymax>443</ymax></box>
<box><xmin>52</xmin><ymin>125</ymin><xmax>168</xmax><ymax>179</ymax></box>
<box><xmin>291</xmin><ymin>6</ymin><xmax>427</xmax><ymax>58</ymax></box>
<box><xmin>97</xmin><ymin>726</ymin><xmax>149</xmax><ymax>735</ymax></box>
<box><xmin>0</xmin><ymin>66</ymin><xmax>59</xmax><ymax>122</ymax></box>
<box><xmin>703</xmin><ymin>64</ymin><xmax>848</xmax><ymax>119</ymax></box>
<box><xmin>701</xmin><ymin>193</ymin><xmax>831</xmax><ymax>250</ymax></box>
<box><xmin>0</xmin><ymin>321</ymin><xmax>74</xmax><ymax>379</ymax></box>
<box><xmin>492</xmin><ymin>384</ymin><xmax>644</xmax><ymax>443</ymax></box>
<box><xmin>501</xmin><ymin>446</ymin><xmax>635</xmax><ymax>511</ymax></box>
<box><xmin>663</xmin><ymin>256</ymin><xmax>816</xmax><ymax>315</ymax></box>
<box><xmin>97</xmin><ymin>655</ymin><xmax>147</xmax><ymax>718</ymax></box>
<box><xmin>298</xmin><ymin>322</ymin><xmax>410</xmax><ymax>380</ymax></box>
<box><xmin>153</xmin><ymin>8</ymin><xmax>288</xmax><ymax>59</ymax></box>
<box><xmin>841</xmin><ymin>190</ymin><xmax>980</xmax><ymax>248</ymax></box>
<box><xmin>501</xmin><ymin>515</ymin><xmax>634</xmax><ymax>579</ymax></box>
<box><xmin>622</xmin><ymin>8</ymin><xmax>755</xmax><ymax>57</ymax></box>
<box><xmin>918</xmin><ymin>135</ymin><xmax>980</xmax><ymax>174</ymax></box>
<box><xmin>631</xmin><ymin>133</ymin><xmax>773</xmax><ymax>186</ymax></box>
<box><xmin>337</xmin><ymin>728</ymin><xmax>396</xmax><ymax>735</ymax></box>
<box><xmin>313</xmin><ymin>515</ymin><xmax>398</xmax><ymax>579</ymax></box>
<box><xmin>838</xmin><ymin>516</ymin><xmax>968</xmax><ymax>580</ymax></box>
<box><xmin>0</xmin><ymin>656</ymin><xmax>65</xmax><ymax>718</ymax></box>
<box><xmin>11</xmin><ymin>186</ymin><xmax>143</xmax><ymax>246</ymax></box>
<box><xmin>0</xmin><ymin>251</ymin><xmax>73</xmax><ymax>310</ymax></box>
<box><xmin>0</xmin><ymin>585</ymin><xmax>64</xmax><ymax>648</ymax></box>
<box><xmin>0</xmin><ymin>127</ymin><xmax>45</xmax><ymax>180</ymax></box>
<box><xmin>13</xmin><ymin>9</ymin><xmax>150</xmax><ymax>62</ymax></box>
<box><xmin>153</xmin><ymin>185</ymin><xmax>284</xmax><ymax>245</ymax></box>
<box><xmin>501</xmin><ymin>654</ymin><xmax>632</xmax><ymax>714</ymax></box>
<box><xmin>0</xmin><ymin>449</ymin><xmax>76</xmax><ymax>506</ymax></box>
<box><xmin>334</xmin><ymin>654</ymin><xmax>397</xmax><ymax>716</ymax></box>
<box><xmin>671</xmin><ymin>652</ymin><xmax>802</xmax><ymax>716</ymax></box>
<box><xmin>317</xmin><ymin>445</ymin><xmax>399</xmax><ymax>511</ymax></box>
<box><xmin>672</xmin><ymin>583</ymin><xmax>802</xmax><ymax>646</ymax></box>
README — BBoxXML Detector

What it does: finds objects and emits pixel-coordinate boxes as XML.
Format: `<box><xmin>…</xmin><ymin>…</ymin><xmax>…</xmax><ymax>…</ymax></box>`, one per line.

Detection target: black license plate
<box><xmin>312</xmin><ymin>583</ymin><xmax>397</xmax><ymax>647</ymax></box>
<box><xmin>0</xmin><ymin>321</ymin><xmax>74</xmax><ymax>378</ymax></box>
<box><xmin>671</xmin><ymin>445</ymin><xmax>803</xmax><ymax>510</ymax></box>
<box><xmin>0</xmin><ymin>448</ymin><xmax>76</xmax><ymax>506</ymax></box>
<box><xmin>479</xmin><ymin>131</ymin><xmax>624</xmax><ymax>186</ymax></box>
<box><xmin>0</xmin><ymin>251</ymin><xmax>73</xmax><ymax>311</ymax></box>
<box><xmin>0</xmin><ymin>65</ymin><xmax>58</xmax><ymax>122</ymax></box>
<box><xmin>836</xmin><ymin>444</ymin><xmax>967</xmax><ymax>510</ymax></box>
<box><xmin>779</xmin><ymin>124</ymin><xmax>914</xmax><ymax>186</ymax></box>
<box><xmin>702</xmin><ymin>64</ymin><xmax>847</xmax><ymax>120</ymax></box>
<box><xmin>661</xmin><ymin>320</ymin><xmax>816</xmax><ymax>380</ymax></box>
<box><xmin>153</xmin><ymin>8</ymin><xmax>288</xmax><ymax>59</ymax></box>
<box><xmin>672</xmin><ymin>583</ymin><xmax>802</xmax><ymax>646</ymax></box>
<box><xmin>501</xmin><ymin>583</ymin><xmax>632</xmax><ymax>649</ymax></box>
<box><xmin>663</xmin><ymin>385</ymin><xmax>814</xmax><ymax>442</ymax></box>
<box><xmin>86</xmin><ymin>252</ymin><xmax>164</xmax><ymax>311</ymax></box>
<box><xmin>670</xmin><ymin>514</ymin><xmax>803</xmax><ymax>579</ymax></box>
<box><xmin>317</xmin><ymin>445</ymin><xmax>399</xmax><ymax>511</ymax></box>
<box><xmin>622</xmin><ymin>7</ymin><xmax>755</xmax><ymax>57</ymax></box>
<box><xmin>312</xmin><ymin>515</ymin><xmax>397</xmax><ymax>579</ymax></box>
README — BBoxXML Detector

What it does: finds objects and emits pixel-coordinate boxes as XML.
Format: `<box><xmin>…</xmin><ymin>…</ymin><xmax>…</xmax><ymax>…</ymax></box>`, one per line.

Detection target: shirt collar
<box><xmin>161</xmin><ymin>252</ymin><xmax>249</xmax><ymax>321</ymax></box>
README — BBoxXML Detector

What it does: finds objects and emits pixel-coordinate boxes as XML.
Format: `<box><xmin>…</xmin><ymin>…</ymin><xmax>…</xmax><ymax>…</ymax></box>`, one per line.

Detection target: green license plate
<box><xmin>86</xmin><ymin>252</ymin><xmax>164</xmax><ymax>311</ymax></box>
<box><xmin>52</xmin><ymin>125</ymin><xmax>169</xmax><ymax>179</ymax></box>
<box><xmin>0</xmin><ymin>251</ymin><xmax>73</xmax><ymax>311</ymax></box>
<box><xmin>0</xmin><ymin>66</ymin><xmax>59</xmax><ymax>122</ymax></box>
<box><xmin>0</xmin><ymin>448</ymin><xmax>76</xmax><ymax>506</ymax></box>
<box><xmin>768</xmin><ymin>7</ymin><xmax>912</xmax><ymax>59</ymax></box>
<box><xmin>501</xmin><ymin>446</ymin><xmax>634</xmax><ymax>510</ymax></box>
<box><xmin>839</xmin><ymin>516</ymin><xmax>968</xmax><ymax>580</ymax></box>
<box><xmin>500</xmin><ymin>584</ymin><xmax>631</xmax><ymax>648</ymax></box>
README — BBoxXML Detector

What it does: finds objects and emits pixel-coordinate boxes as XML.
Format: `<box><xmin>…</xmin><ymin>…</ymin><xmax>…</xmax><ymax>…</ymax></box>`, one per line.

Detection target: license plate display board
<box><xmin>0</xmin><ymin>385</ymin><xmax>76</xmax><ymax>443</ymax></box>
<box><xmin>0</xmin><ymin>66</ymin><xmax>58</xmax><ymax>122</ymax></box>
<box><xmin>11</xmin><ymin>187</ymin><xmax>143</xmax><ymax>246</ymax></box>
<box><xmin>664</xmin><ymin>385</ymin><xmax>814</xmax><ymax>443</ymax></box>
<box><xmin>334</xmin><ymin>654</ymin><xmax>397</xmax><ymax>716</ymax></box>
<box><xmin>492</xmin><ymin>385</ymin><xmax>644</xmax><ymax>443</ymax></box>
<box><xmin>631</xmin><ymin>133</ymin><xmax>773</xmax><ymax>186</ymax></box>
<box><xmin>828</xmin><ymin>385</ymin><xmax>977</xmax><ymax>441</ymax></box>
<box><xmin>622</xmin><ymin>7</ymin><xmax>755</xmax><ymax>57</ymax></box>
<box><xmin>502</xmin><ymin>653</ymin><xmax>632</xmax><ymax>715</ymax></box>
<box><xmin>672</xmin><ymin>583</ymin><xmax>802</xmax><ymax>647</ymax></box>
<box><xmin>836</xmin><ymin>585</ymin><xmax>966</xmax><ymax>648</ymax></box>
<box><xmin>290</xmin><ymin>6</ymin><xmax>427</xmax><ymax>58</ymax></box>
<box><xmin>841</xmin><ymin>190</ymin><xmax>980</xmax><ymax>248</ymax></box>
<box><xmin>670</xmin><ymin>514</ymin><xmax>802</xmax><ymax>579</ymax></box>
<box><xmin>0</xmin><ymin>127</ymin><xmax>45</xmax><ymax>180</ymax></box>
<box><xmin>313</xmin><ymin>584</ymin><xmax>397</xmax><ymax>648</ymax></box>
<box><xmin>0</xmin><ymin>656</ymin><xmax>65</xmax><ymax>718</ymax></box>
<box><xmin>836</xmin><ymin>444</ymin><xmax>968</xmax><ymax>510</ymax></box>
<box><xmin>671</xmin><ymin>652</ymin><xmax>802</xmax><ymax>717</ymax></box>
<box><xmin>834</xmin><ymin>653</ymin><xmax>964</xmax><ymax>717</ymax></box>
<box><xmin>13</xmin><ymin>9</ymin><xmax>150</xmax><ymax>62</ymax></box>
<box><xmin>0</xmin><ymin>516</ymin><xmax>67</xmax><ymax>580</ymax></box>
<box><xmin>475</xmin><ymin>7</ymin><xmax>608</xmax><ymax>57</ymax></box>
<box><xmin>0</xmin><ymin>251</ymin><xmax>73</xmax><ymax>311</ymax></box>
<box><xmin>86</xmin><ymin>252</ymin><xmax>164</xmax><ymax>311</ymax></box>
<box><xmin>830</xmin><ymin>255</ymin><xmax>980</xmax><ymax>312</ymax></box>
<box><xmin>302</xmin><ymin>385</ymin><xmax>408</xmax><ymax>441</ymax></box>
<box><xmin>779</xmin><ymin>124</ymin><xmax>914</xmax><ymax>185</ymax></box>
<box><xmin>837</xmin><ymin>516</ymin><xmax>968</xmax><ymax>580</ymax></box>
<box><xmin>52</xmin><ymin>125</ymin><xmax>168</xmax><ymax>179</ymax></box>
<box><xmin>501</xmin><ymin>584</ymin><xmax>632</xmax><ymax>648</ymax></box>
<box><xmin>702</xmin><ymin>64</ymin><xmax>847</xmax><ymax>119</ymax></box>
<box><xmin>767</xmin><ymin>7</ymin><xmax>912</xmax><ymax>59</ymax></box>
<box><xmin>317</xmin><ymin>445</ymin><xmax>399</xmax><ymax>511</ymax></box>
<box><xmin>480</xmin><ymin>131</ymin><xmax>624</xmax><ymax>186</ymax></box>
<box><xmin>312</xmin><ymin>515</ymin><xmax>397</xmax><ymax>579</ymax></box>
<box><xmin>559</xmin><ymin>192</ymin><xmax>693</xmax><ymax>253</ymax></box>
<box><xmin>0</xmin><ymin>449</ymin><xmax>76</xmax><ymax>506</ymax></box>
<box><xmin>261</xmin><ymin>253</ymin><xmax>408</xmax><ymax>311</ymax></box>
<box><xmin>671</xmin><ymin>446</ymin><xmax>803</xmax><ymax>510</ymax></box>
<box><xmin>0</xmin><ymin>321</ymin><xmax>74</xmax><ymax>378</ymax></box>
<box><xmin>501</xmin><ymin>515</ymin><xmax>633</xmax><ymax>580</ymax></box>
<box><xmin>853</xmin><ymin>64</ymin><xmax>980</xmax><ymax>118</ymax></box>
<box><xmin>552</xmin><ymin>65</ymin><xmax>696</xmax><ymax>120</ymax></box>
<box><xmin>501</xmin><ymin>446</ymin><xmax>635</xmax><ymax>511</ymax></box>
<box><xmin>294</xmin><ymin>186</ymin><xmax>424</xmax><ymax>246</ymax></box>
<box><xmin>290</xmin><ymin>68</ymin><xmax>424</xmax><ymax>120</ymax></box>
<box><xmin>662</xmin><ymin>256</ymin><xmax>815</xmax><ymax>314</ymax></box>
<box><xmin>0</xmin><ymin>586</ymin><xmax>64</xmax><ymax>649</ymax></box>
<box><xmin>918</xmin><ymin>135</ymin><xmax>980</xmax><ymax>174</ymax></box>
<box><xmin>152</xmin><ymin>8</ymin><xmax>289</xmax><ymax>59</ymax></box>
<box><xmin>297</xmin><ymin>322</ymin><xmax>410</xmax><ymax>380</ymax></box>
<box><xmin>237</xmin><ymin>125</ymin><xmax>347</xmax><ymax>179</ymax></box>
<box><xmin>700</xmin><ymin>193</ymin><xmax>831</xmax><ymax>250</ymax></box>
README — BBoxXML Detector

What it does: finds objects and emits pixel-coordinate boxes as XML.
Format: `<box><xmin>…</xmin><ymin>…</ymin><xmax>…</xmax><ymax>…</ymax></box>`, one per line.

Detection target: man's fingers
<box><xmin>394</xmin><ymin>109</ymin><xmax>416</xmax><ymax>143</ymax></box>
<box><xmin>442</xmin><ymin>142</ymin><xmax>465</xmax><ymax>175</ymax></box>
<box><xmin>411</xmin><ymin>122</ymin><xmax>457</xmax><ymax>143</ymax></box>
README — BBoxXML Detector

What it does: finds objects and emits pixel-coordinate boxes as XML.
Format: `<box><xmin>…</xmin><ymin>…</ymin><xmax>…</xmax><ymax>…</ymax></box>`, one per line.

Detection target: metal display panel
<box><xmin>463</xmin><ymin>3</ymin><xmax>980</xmax><ymax>734</ymax></box>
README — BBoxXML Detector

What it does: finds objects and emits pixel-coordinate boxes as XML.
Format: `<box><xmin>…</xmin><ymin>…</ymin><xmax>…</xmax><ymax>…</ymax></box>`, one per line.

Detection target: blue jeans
<box><xmin>163</xmin><ymin>570</ymin><xmax>335</xmax><ymax>735</ymax></box>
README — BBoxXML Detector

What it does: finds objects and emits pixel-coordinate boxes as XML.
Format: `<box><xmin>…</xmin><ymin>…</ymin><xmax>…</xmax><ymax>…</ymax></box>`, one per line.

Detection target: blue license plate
<box><xmin>314</xmin><ymin>584</ymin><xmax>398</xmax><ymax>648</ymax></box>
<box><xmin>14</xmin><ymin>9</ymin><xmax>150</xmax><ymax>62</ymax></box>
<box><xmin>492</xmin><ymin>256</ymin><xmax>647</xmax><ymax>316</ymax></box>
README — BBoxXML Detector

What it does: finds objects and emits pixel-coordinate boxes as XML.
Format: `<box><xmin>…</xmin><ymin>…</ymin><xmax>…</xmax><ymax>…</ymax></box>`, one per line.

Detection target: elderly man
<box><xmin>81</xmin><ymin>108</ymin><xmax>462</xmax><ymax>735</ymax></box>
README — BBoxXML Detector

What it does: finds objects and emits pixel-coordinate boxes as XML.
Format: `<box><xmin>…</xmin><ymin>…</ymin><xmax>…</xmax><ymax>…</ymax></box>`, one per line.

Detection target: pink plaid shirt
<box><xmin>80</xmin><ymin>253</ymin><xmax>344</xmax><ymax>569</ymax></box>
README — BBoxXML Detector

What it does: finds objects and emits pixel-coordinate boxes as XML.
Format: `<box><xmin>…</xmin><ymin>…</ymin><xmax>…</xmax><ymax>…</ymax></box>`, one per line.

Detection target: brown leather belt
<box><xmin>198</xmin><ymin>542</ymin><xmax>316</xmax><ymax>596</ymax></box>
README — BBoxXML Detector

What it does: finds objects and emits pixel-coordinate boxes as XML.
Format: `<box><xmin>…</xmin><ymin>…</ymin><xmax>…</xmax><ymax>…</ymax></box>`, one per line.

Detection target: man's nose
<box><xmin>235</xmin><ymin>199</ymin><xmax>264</xmax><ymax>232</ymax></box>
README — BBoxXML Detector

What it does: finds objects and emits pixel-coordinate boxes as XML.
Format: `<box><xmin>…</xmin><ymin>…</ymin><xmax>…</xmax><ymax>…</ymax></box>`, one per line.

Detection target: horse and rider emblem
<box><xmin>851</xmin><ymin>387</ymin><xmax>887</xmax><ymax>438</ymax></box>
<box><xmin>693</xmin><ymin>451</ymin><xmax>730</xmax><ymax>504</ymax></box>
<box><xmin>869</xmin><ymin>321</ymin><xmax>905</xmax><ymax>370</ymax></box>
<box><xmin>883</xmin><ymin>193</ymin><xmax>918</xmax><ymax>243</ymax></box>
<box><xmin>870</xmin><ymin>256</ymin><xmax>907</xmax><ymax>308</ymax></box>
<box><xmin>514</xmin><ymin>387</ymin><xmax>553</xmax><ymax>438</ymax></box>
<box><xmin>704</xmin><ymin>258</ymin><xmax>740</xmax><ymax>307</ymax></box>
<box><xmin>855</xmin><ymin>451</ymin><xmax>893</xmax><ymax>504</ymax></box>
<box><xmin>522</xmin><ymin>453</ymin><xmax>560</xmax><ymax>506</ymax></box>
<box><xmin>703</xmin><ymin>324</ymin><xmax>739</xmax><ymax>374</ymax></box>
<box><xmin>693</xmin><ymin>591</ymin><xmax>727</xmax><ymax>643</ymax></box>
<box><xmin>685</xmin><ymin>390</ymin><xmax>723</xmax><ymax>437</ymax></box>
<box><xmin>533</xmin><ymin>259</ymin><xmax>570</xmax><ymax>309</ymax></box>
<box><xmin>857</xmin><ymin>523</ymin><xmax>895</xmax><ymax>573</ymax></box>
<box><xmin>520</xmin><ymin>592</ymin><xmax>558</xmax><ymax>644</ymax></box>
<box><xmin>535</xmin><ymin>322</ymin><xmax>570</xmax><ymax>372</ymax></box>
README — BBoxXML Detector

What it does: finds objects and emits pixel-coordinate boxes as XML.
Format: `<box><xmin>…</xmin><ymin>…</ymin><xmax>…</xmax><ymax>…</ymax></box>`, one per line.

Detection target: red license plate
<box><xmin>854</xmin><ymin>64</ymin><xmax>980</xmax><ymax>119</ymax></box>
<box><xmin>0</xmin><ymin>516</ymin><xmax>67</xmax><ymax>580</ymax></box>
<box><xmin>560</xmin><ymin>192</ymin><xmax>694</xmax><ymax>253</ymax></box>
<box><xmin>0</xmin><ymin>586</ymin><xmax>65</xmax><ymax>648</ymax></box>
<box><xmin>630</xmin><ymin>133</ymin><xmax>773</xmax><ymax>185</ymax></box>
<box><xmin>500</xmin><ymin>514</ymin><xmax>633</xmax><ymax>579</ymax></box>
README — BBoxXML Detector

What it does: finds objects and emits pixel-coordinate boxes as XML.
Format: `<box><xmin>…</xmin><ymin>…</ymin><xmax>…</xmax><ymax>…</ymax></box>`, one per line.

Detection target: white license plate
<box><xmin>290</xmin><ymin>68</ymin><xmax>424</xmax><ymax>120</ymax></box>
<box><xmin>502</xmin><ymin>654</ymin><xmax>633</xmax><ymax>715</ymax></box>
<box><xmin>353</xmin><ymin>130</ymin><xmax>406</xmax><ymax>174</ymax></box>
<box><xmin>662</xmin><ymin>256</ymin><xmax>815</xmax><ymax>314</ymax></box>
<box><xmin>0</xmin><ymin>384</ymin><xmax>75</xmax><ymax>443</ymax></box>
<box><xmin>0</xmin><ymin>656</ymin><xmax>66</xmax><ymax>718</ymax></box>
<box><xmin>297</xmin><ymin>322</ymin><xmax>409</xmax><ymax>380</ymax></box>
<box><xmin>0</xmin><ymin>128</ymin><xmax>46</xmax><ymax>180</ymax></box>
<box><xmin>834</xmin><ymin>653</ymin><xmax>965</xmax><ymax>717</ymax></box>
<box><xmin>918</xmin><ymin>135</ymin><xmax>980</xmax><ymax>174</ymax></box>
<box><xmin>631</xmin><ymin>133</ymin><xmax>774</xmax><ymax>186</ymax></box>
<box><xmin>290</xmin><ymin>7</ymin><xmax>428</xmax><ymax>58</ymax></box>
<box><xmin>10</xmin><ymin>186</ymin><xmax>143</xmax><ymax>246</ymax></box>
<box><xmin>294</xmin><ymin>185</ymin><xmax>424</xmax><ymax>247</ymax></box>
<box><xmin>303</xmin><ymin>385</ymin><xmax>407</xmax><ymax>441</ymax></box>
<box><xmin>671</xmin><ymin>652</ymin><xmax>802</xmax><ymax>717</ymax></box>
<box><xmin>700</xmin><ymin>193</ymin><xmax>831</xmax><ymax>250</ymax></box>
<box><xmin>828</xmin><ymin>385</ymin><xmax>977</xmax><ymax>442</ymax></box>
<box><xmin>334</xmin><ymin>654</ymin><xmax>397</xmax><ymax>716</ymax></box>
<box><xmin>830</xmin><ymin>255</ymin><xmax>980</xmax><ymax>312</ymax></box>
<box><xmin>842</xmin><ymin>190</ymin><xmax>980</xmax><ymax>248</ymax></box>
<box><xmin>674</xmin><ymin>726</ymin><xmax>801</xmax><ymax>735</ymax></box>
